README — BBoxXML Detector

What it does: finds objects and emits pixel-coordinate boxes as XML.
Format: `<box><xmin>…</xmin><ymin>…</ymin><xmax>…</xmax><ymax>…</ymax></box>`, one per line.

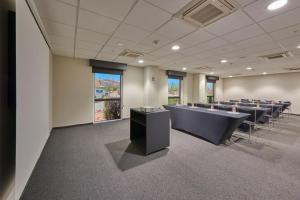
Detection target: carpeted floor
<box><xmin>21</xmin><ymin>115</ymin><xmax>300</xmax><ymax>200</ymax></box>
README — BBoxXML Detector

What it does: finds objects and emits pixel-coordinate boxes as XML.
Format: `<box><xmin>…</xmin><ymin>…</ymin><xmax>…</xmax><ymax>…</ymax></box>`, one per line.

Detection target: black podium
<box><xmin>130</xmin><ymin>108</ymin><xmax>170</xmax><ymax>155</ymax></box>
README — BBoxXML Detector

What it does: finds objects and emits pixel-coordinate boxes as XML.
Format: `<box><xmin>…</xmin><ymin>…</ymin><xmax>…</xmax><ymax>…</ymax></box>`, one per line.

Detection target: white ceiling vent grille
<box><xmin>195</xmin><ymin>66</ymin><xmax>212</xmax><ymax>70</ymax></box>
<box><xmin>175</xmin><ymin>0</ymin><xmax>239</xmax><ymax>27</ymax></box>
<box><xmin>119</xmin><ymin>49</ymin><xmax>144</xmax><ymax>58</ymax></box>
<box><xmin>284</xmin><ymin>67</ymin><xmax>300</xmax><ymax>71</ymax></box>
<box><xmin>260</xmin><ymin>51</ymin><xmax>293</xmax><ymax>61</ymax></box>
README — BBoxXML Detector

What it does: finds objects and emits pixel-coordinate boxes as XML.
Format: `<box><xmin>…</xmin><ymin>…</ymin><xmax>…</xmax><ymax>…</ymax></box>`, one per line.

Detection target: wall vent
<box><xmin>195</xmin><ymin>66</ymin><xmax>212</xmax><ymax>70</ymax></box>
<box><xmin>175</xmin><ymin>0</ymin><xmax>239</xmax><ymax>27</ymax></box>
<box><xmin>260</xmin><ymin>51</ymin><xmax>293</xmax><ymax>61</ymax></box>
<box><xmin>119</xmin><ymin>49</ymin><xmax>143</xmax><ymax>58</ymax></box>
<box><xmin>284</xmin><ymin>67</ymin><xmax>300</xmax><ymax>71</ymax></box>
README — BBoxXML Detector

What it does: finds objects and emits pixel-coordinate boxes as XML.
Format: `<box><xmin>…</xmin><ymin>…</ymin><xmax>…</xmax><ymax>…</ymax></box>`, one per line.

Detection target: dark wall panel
<box><xmin>0</xmin><ymin>1</ymin><xmax>16</xmax><ymax>199</ymax></box>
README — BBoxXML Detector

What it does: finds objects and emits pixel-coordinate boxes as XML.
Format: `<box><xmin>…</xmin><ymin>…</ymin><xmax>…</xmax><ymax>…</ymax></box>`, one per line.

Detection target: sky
<box><xmin>168</xmin><ymin>78</ymin><xmax>180</xmax><ymax>88</ymax></box>
<box><xmin>95</xmin><ymin>73</ymin><xmax>120</xmax><ymax>82</ymax></box>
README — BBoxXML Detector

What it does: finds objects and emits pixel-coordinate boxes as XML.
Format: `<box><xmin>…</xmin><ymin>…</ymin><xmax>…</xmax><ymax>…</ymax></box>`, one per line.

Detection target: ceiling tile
<box><xmin>43</xmin><ymin>20</ymin><xmax>75</xmax><ymax>38</ymax></box>
<box><xmin>50</xmin><ymin>35</ymin><xmax>74</xmax><ymax>49</ymax></box>
<box><xmin>177</xmin><ymin>29</ymin><xmax>215</xmax><ymax>46</ymax></box>
<box><xmin>58</xmin><ymin>0</ymin><xmax>77</xmax><ymax>6</ymax></box>
<box><xmin>235</xmin><ymin>34</ymin><xmax>273</xmax><ymax>49</ymax></box>
<box><xmin>106</xmin><ymin>36</ymin><xmax>136</xmax><ymax>48</ymax></box>
<box><xmin>75</xmin><ymin>48</ymin><xmax>97</xmax><ymax>58</ymax></box>
<box><xmin>101</xmin><ymin>45</ymin><xmax>124</xmax><ymax>55</ymax></box>
<box><xmin>34</xmin><ymin>0</ymin><xmax>76</xmax><ymax>26</ymax></box>
<box><xmin>221</xmin><ymin>24</ymin><xmax>264</xmax><ymax>43</ymax></box>
<box><xmin>195</xmin><ymin>38</ymin><xmax>228</xmax><ymax>51</ymax></box>
<box><xmin>270</xmin><ymin>23</ymin><xmax>300</xmax><ymax>40</ymax></box>
<box><xmin>114</xmin><ymin>23</ymin><xmax>150</xmax><ymax>42</ymax></box>
<box><xmin>205</xmin><ymin>10</ymin><xmax>254</xmax><ymax>36</ymax></box>
<box><xmin>76</xmin><ymin>28</ymin><xmax>110</xmax><ymax>44</ymax></box>
<box><xmin>80</xmin><ymin>0</ymin><xmax>136</xmax><ymax>21</ymax></box>
<box><xmin>139</xmin><ymin>33</ymin><xmax>172</xmax><ymax>49</ymax></box>
<box><xmin>53</xmin><ymin>47</ymin><xmax>74</xmax><ymax>57</ymax></box>
<box><xmin>156</xmin><ymin>18</ymin><xmax>197</xmax><ymax>40</ymax></box>
<box><xmin>78</xmin><ymin>9</ymin><xmax>120</xmax><ymax>35</ymax></box>
<box><xmin>145</xmin><ymin>0</ymin><xmax>191</xmax><ymax>14</ymax></box>
<box><xmin>244</xmin><ymin>0</ymin><xmax>300</xmax><ymax>22</ymax></box>
<box><xmin>76</xmin><ymin>40</ymin><xmax>102</xmax><ymax>51</ymax></box>
<box><xmin>125</xmin><ymin>1</ymin><xmax>171</xmax><ymax>31</ymax></box>
<box><xmin>96</xmin><ymin>52</ymin><xmax>117</xmax><ymax>61</ymax></box>
<box><xmin>259</xmin><ymin>7</ymin><xmax>300</xmax><ymax>32</ymax></box>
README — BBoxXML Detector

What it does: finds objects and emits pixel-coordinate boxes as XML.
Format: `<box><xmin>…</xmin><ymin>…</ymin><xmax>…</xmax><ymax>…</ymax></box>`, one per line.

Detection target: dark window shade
<box><xmin>89</xmin><ymin>59</ymin><xmax>127</xmax><ymax>75</ymax></box>
<box><xmin>92</xmin><ymin>67</ymin><xmax>123</xmax><ymax>75</ymax></box>
<box><xmin>168</xmin><ymin>75</ymin><xmax>183</xmax><ymax>80</ymax></box>
<box><xmin>166</xmin><ymin>70</ymin><xmax>186</xmax><ymax>79</ymax></box>
<box><xmin>206</xmin><ymin>75</ymin><xmax>219</xmax><ymax>83</ymax></box>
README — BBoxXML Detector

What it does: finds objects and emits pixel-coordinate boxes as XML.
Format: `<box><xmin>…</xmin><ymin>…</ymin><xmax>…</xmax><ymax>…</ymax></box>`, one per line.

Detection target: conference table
<box><xmin>163</xmin><ymin>105</ymin><xmax>250</xmax><ymax>145</ymax></box>
<box><xmin>194</xmin><ymin>103</ymin><xmax>270</xmax><ymax>131</ymax></box>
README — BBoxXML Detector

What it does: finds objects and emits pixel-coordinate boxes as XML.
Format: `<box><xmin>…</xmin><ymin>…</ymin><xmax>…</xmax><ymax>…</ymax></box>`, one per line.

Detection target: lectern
<box><xmin>130</xmin><ymin>108</ymin><xmax>170</xmax><ymax>155</ymax></box>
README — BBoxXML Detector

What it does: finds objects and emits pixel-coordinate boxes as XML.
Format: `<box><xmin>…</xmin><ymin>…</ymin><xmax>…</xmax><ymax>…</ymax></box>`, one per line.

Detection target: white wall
<box><xmin>182</xmin><ymin>73</ymin><xmax>194</xmax><ymax>104</ymax></box>
<box><xmin>16</xmin><ymin>0</ymin><xmax>52</xmax><ymax>199</ymax></box>
<box><xmin>143</xmin><ymin>66</ymin><xmax>169</xmax><ymax>107</ymax></box>
<box><xmin>123</xmin><ymin>66</ymin><xmax>144</xmax><ymax>118</ymax></box>
<box><xmin>52</xmin><ymin>56</ymin><xmax>145</xmax><ymax>125</ymax></box>
<box><xmin>215</xmin><ymin>78</ymin><xmax>224</xmax><ymax>102</ymax></box>
<box><xmin>223</xmin><ymin>72</ymin><xmax>300</xmax><ymax>114</ymax></box>
<box><xmin>52</xmin><ymin>56</ymin><xmax>93</xmax><ymax>127</ymax></box>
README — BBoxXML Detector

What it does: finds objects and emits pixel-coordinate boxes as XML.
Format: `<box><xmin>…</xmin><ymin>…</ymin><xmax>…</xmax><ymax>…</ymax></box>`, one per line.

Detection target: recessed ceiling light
<box><xmin>138</xmin><ymin>59</ymin><xmax>144</xmax><ymax>64</ymax></box>
<box><xmin>246</xmin><ymin>67</ymin><xmax>253</xmax><ymax>70</ymax></box>
<box><xmin>172</xmin><ymin>45</ymin><xmax>180</xmax><ymax>51</ymax></box>
<box><xmin>262</xmin><ymin>72</ymin><xmax>267</xmax><ymax>75</ymax></box>
<box><xmin>117</xmin><ymin>43</ymin><xmax>124</xmax><ymax>46</ymax></box>
<box><xmin>182</xmin><ymin>67</ymin><xmax>187</xmax><ymax>71</ymax></box>
<box><xmin>209</xmin><ymin>72</ymin><xmax>214</xmax><ymax>75</ymax></box>
<box><xmin>220</xmin><ymin>59</ymin><xmax>228</xmax><ymax>63</ymax></box>
<box><xmin>297</xmin><ymin>45</ymin><xmax>300</xmax><ymax>49</ymax></box>
<box><xmin>267</xmin><ymin>0</ymin><xmax>288</xmax><ymax>11</ymax></box>
<box><xmin>229</xmin><ymin>75</ymin><xmax>233</xmax><ymax>78</ymax></box>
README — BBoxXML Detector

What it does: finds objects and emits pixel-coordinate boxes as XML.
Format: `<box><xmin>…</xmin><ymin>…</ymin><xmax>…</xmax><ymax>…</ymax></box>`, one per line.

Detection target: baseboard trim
<box><xmin>53</xmin><ymin>119</ymin><xmax>130</xmax><ymax>130</ymax></box>
<box><xmin>52</xmin><ymin>122</ymin><xmax>93</xmax><ymax>130</ymax></box>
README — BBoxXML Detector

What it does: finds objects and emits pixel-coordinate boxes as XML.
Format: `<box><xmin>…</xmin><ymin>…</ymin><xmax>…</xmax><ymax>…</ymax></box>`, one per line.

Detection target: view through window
<box><xmin>94</xmin><ymin>73</ymin><xmax>121</xmax><ymax>122</ymax></box>
<box><xmin>206</xmin><ymin>82</ymin><xmax>215</xmax><ymax>103</ymax></box>
<box><xmin>168</xmin><ymin>78</ymin><xmax>181</xmax><ymax>105</ymax></box>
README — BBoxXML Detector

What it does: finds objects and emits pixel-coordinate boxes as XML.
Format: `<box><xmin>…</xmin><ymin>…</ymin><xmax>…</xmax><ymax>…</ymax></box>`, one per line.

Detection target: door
<box><xmin>94</xmin><ymin>72</ymin><xmax>122</xmax><ymax>122</ymax></box>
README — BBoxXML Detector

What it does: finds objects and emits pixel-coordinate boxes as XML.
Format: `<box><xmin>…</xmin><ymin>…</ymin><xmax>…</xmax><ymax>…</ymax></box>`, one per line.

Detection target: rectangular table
<box><xmin>163</xmin><ymin>105</ymin><xmax>250</xmax><ymax>145</ymax></box>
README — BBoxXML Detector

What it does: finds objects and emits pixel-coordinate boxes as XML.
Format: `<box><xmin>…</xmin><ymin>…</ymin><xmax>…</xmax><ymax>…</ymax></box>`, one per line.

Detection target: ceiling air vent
<box><xmin>119</xmin><ymin>49</ymin><xmax>143</xmax><ymax>58</ymax></box>
<box><xmin>175</xmin><ymin>0</ymin><xmax>239</xmax><ymax>27</ymax></box>
<box><xmin>195</xmin><ymin>66</ymin><xmax>212</xmax><ymax>70</ymax></box>
<box><xmin>285</xmin><ymin>67</ymin><xmax>300</xmax><ymax>71</ymax></box>
<box><xmin>260</xmin><ymin>51</ymin><xmax>293</xmax><ymax>61</ymax></box>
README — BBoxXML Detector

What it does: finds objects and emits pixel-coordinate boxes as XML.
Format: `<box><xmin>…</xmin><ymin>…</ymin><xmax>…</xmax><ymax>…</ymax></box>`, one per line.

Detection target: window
<box><xmin>206</xmin><ymin>82</ymin><xmax>215</xmax><ymax>103</ymax></box>
<box><xmin>94</xmin><ymin>73</ymin><xmax>121</xmax><ymax>122</ymax></box>
<box><xmin>168</xmin><ymin>78</ymin><xmax>181</xmax><ymax>105</ymax></box>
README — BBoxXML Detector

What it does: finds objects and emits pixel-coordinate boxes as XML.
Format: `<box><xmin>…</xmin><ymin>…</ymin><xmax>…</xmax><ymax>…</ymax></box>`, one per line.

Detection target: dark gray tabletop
<box><xmin>163</xmin><ymin>105</ymin><xmax>250</xmax><ymax>145</ymax></box>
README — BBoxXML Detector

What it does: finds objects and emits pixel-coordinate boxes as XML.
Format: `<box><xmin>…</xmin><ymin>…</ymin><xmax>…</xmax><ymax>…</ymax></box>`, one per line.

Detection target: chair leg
<box><xmin>248</xmin><ymin>125</ymin><xmax>251</xmax><ymax>143</ymax></box>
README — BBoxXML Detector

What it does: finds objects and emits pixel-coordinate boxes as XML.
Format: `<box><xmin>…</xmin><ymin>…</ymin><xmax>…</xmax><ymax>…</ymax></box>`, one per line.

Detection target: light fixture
<box><xmin>117</xmin><ymin>43</ymin><xmax>124</xmax><ymax>46</ymax></box>
<box><xmin>172</xmin><ymin>45</ymin><xmax>180</xmax><ymax>51</ymax></box>
<box><xmin>262</xmin><ymin>72</ymin><xmax>267</xmax><ymax>75</ymax></box>
<box><xmin>246</xmin><ymin>67</ymin><xmax>253</xmax><ymax>70</ymax></box>
<box><xmin>182</xmin><ymin>67</ymin><xmax>187</xmax><ymax>71</ymax></box>
<box><xmin>220</xmin><ymin>59</ymin><xmax>228</xmax><ymax>63</ymax></box>
<box><xmin>229</xmin><ymin>75</ymin><xmax>233</xmax><ymax>78</ymax></box>
<box><xmin>138</xmin><ymin>59</ymin><xmax>144</xmax><ymax>64</ymax></box>
<box><xmin>209</xmin><ymin>72</ymin><xmax>214</xmax><ymax>75</ymax></box>
<box><xmin>297</xmin><ymin>45</ymin><xmax>300</xmax><ymax>49</ymax></box>
<box><xmin>267</xmin><ymin>0</ymin><xmax>288</xmax><ymax>11</ymax></box>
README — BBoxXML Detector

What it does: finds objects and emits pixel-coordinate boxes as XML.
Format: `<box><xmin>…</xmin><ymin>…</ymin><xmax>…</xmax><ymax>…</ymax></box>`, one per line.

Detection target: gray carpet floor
<box><xmin>21</xmin><ymin>115</ymin><xmax>300</xmax><ymax>200</ymax></box>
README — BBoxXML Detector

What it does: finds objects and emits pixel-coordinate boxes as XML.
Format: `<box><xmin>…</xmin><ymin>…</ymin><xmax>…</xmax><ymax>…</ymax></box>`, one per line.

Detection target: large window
<box><xmin>94</xmin><ymin>73</ymin><xmax>121</xmax><ymax>122</ymax></box>
<box><xmin>168</xmin><ymin>78</ymin><xmax>181</xmax><ymax>105</ymax></box>
<box><xmin>206</xmin><ymin>82</ymin><xmax>215</xmax><ymax>103</ymax></box>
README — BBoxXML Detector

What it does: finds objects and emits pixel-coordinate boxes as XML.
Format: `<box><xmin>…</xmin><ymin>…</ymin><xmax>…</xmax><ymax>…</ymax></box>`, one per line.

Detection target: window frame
<box><xmin>168</xmin><ymin>77</ymin><xmax>182</xmax><ymax>105</ymax></box>
<box><xmin>93</xmin><ymin>72</ymin><xmax>123</xmax><ymax>123</ymax></box>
